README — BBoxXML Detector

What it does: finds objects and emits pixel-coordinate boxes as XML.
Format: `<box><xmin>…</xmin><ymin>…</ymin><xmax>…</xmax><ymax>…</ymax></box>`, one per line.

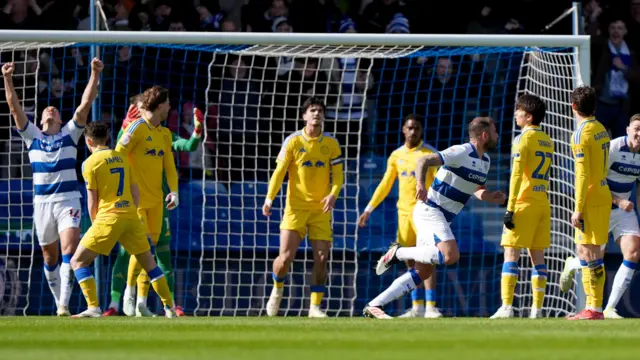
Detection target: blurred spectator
<box><xmin>360</xmin><ymin>0</ymin><xmax>403</xmax><ymax>34</ymax></box>
<box><xmin>243</xmin><ymin>0</ymin><xmax>289</xmax><ymax>33</ymax></box>
<box><xmin>1</xmin><ymin>0</ymin><xmax>42</xmax><ymax>30</ymax></box>
<box><xmin>593</xmin><ymin>17</ymin><xmax>640</xmax><ymax>138</ymax></box>
<box><xmin>272</xmin><ymin>16</ymin><xmax>292</xmax><ymax>32</ymax></box>
<box><xmin>385</xmin><ymin>13</ymin><xmax>409</xmax><ymax>34</ymax></box>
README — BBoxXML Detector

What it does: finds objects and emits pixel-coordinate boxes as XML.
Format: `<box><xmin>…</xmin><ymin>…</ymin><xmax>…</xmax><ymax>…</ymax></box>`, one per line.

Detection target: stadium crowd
<box><xmin>0</xmin><ymin>0</ymin><xmax>639</xmax><ymax>187</ymax></box>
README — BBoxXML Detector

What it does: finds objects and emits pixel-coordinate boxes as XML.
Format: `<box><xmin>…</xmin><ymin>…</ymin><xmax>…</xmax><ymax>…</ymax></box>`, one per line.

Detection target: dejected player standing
<box><xmin>491</xmin><ymin>94</ymin><xmax>553</xmax><ymax>319</ymax></box>
<box><xmin>71</xmin><ymin>121</ymin><xmax>175</xmax><ymax>318</ymax></box>
<box><xmin>262</xmin><ymin>97</ymin><xmax>344</xmax><ymax>318</ymax></box>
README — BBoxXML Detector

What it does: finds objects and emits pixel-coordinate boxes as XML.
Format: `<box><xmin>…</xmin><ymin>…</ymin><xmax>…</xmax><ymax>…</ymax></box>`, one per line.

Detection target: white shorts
<box><xmin>609</xmin><ymin>208</ymin><xmax>640</xmax><ymax>242</ymax></box>
<box><xmin>413</xmin><ymin>201</ymin><xmax>455</xmax><ymax>247</ymax></box>
<box><xmin>34</xmin><ymin>198</ymin><xmax>82</xmax><ymax>246</ymax></box>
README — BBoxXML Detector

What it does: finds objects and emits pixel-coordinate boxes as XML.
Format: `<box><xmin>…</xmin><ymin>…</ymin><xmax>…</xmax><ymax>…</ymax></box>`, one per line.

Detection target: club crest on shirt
<box><xmin>120</xmin><ymin>132</ymin><xmax>132</xmax><ymax>145</ymax></box>
<box><xmin>321</xmin><ymin>145</ymin><xmax>329</xmax><ymax>155</ymax></box>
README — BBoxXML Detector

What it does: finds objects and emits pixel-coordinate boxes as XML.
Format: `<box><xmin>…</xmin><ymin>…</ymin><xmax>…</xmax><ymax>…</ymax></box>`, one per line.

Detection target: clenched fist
<box><xmin>2</xmin><ymin>62</ymin><xmax>15</xmax><ymax>77</ymax></box>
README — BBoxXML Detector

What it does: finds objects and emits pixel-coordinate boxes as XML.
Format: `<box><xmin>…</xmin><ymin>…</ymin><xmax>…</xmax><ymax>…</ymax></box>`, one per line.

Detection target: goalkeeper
<box><xmin>103</xmin><ymin>95</ymin><xmax>203</xmax><ymax>317</ymax></box>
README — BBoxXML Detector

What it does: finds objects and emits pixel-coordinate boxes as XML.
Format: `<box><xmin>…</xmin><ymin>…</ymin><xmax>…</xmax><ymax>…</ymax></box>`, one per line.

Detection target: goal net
<box><xmin>0</xmin><ymin>32</ymin><xmax>588</xmax><ymax>317</ymax></box>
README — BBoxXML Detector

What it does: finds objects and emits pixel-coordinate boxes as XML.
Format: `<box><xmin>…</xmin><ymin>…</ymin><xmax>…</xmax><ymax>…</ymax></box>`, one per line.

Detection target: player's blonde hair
<box><xmin>630</xmin><ymin>114</ymin><xmax>640</xmax><ymax>124</ymax></box>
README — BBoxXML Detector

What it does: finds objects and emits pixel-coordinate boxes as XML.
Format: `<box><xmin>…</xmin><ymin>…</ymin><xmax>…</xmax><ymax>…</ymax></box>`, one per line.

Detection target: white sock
<box><xmin>43</xmin><ymin>263</ymin><xmax>61</xmax><ymax>306</ymax></box>
<box><xmin>396</xmin><ymin>245</ymin><xmax>443</xmax><ymax>265</ymax></box>
<box><xmin>125</xmin><ymin>284</ymin><xmax>135</xmax><ymax>298</ymax></box>
<box><xmin>108</xmin><ymin>300</ymin><xmax>120</xmax><ymax>311</ymax></box>
<box><xmin>59</xmin><ymin>255</ymin><xmax>73</xmax><ymax>307</ymax></box>
<box><xmin>368</xmin><ymin>269</ymin><xmax>421</xmax><ymax>307</ymax></box>
<box><xmin>569</xmin><ymin>257</ymin><xmax>582</xmax><ymax>272</ymax></box>
<box><xmin>137</xmin><ymin>295</ymin><xmax>147</xmax><ymax>306</ymax></box>
<box><xmin>606</xmin><ymin>260</ymin><xmax>637</xmax><ymax>310</ymax></box>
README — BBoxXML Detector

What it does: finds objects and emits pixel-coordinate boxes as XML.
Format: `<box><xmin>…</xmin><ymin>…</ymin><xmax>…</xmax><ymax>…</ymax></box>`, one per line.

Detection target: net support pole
<box><xmin>89</xmin><ymin>0</ymin><xmax>102</xmax><ymax>301</ymax></box>
<box><xmin>572</xmin><ymin>1</ymin><xmax>588</xmax><ymax>313</ymax></box>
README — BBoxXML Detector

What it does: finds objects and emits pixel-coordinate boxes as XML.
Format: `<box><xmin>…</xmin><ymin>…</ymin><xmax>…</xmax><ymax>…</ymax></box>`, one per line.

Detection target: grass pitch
<box><xmin>1</xmin><ymin>317</ymin><xmax>639</xmax><ymax>360</ymax></box>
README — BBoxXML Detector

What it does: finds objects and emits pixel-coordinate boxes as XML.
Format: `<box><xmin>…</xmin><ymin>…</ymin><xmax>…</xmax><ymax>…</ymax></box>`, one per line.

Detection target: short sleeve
<box><xmin>62</xmin><ymin>120</ymin><xmax>85</xmax><ymax>144</ymax></box>
<box><xmin>82</xmin><ymin>160</ymin><xmax>97</xmax><ymax>190</ymax></box>
<box><xmin>438</xmin><ymin>144</ymin><xmax>468</xmax><ymax>167</ymax></box>
<box><xmin>17</xmin><ymin>121</ymin><xmax>41</xmax><ymax>149</ymax></box>
<box><xmin>115</xmin><ymin>122</ymin><xmax>141</xmax><ymax>154</ymax></box>
<box><xmin>276</xmin><ymin>135</ymin><xmax>295</xmax><ymax>164</ymax></box>
<box><xmin>330</xmin><ymin>139</ymin><xmax>343</xmax><ymax>166</ymax></box>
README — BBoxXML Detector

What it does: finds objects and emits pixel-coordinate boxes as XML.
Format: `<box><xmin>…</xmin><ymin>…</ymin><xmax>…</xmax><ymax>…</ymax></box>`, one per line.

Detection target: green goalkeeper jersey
<box><xmin>116</xmin><ymin>127</ymin><xmax>201</xmax><ymax>196</ymax></box>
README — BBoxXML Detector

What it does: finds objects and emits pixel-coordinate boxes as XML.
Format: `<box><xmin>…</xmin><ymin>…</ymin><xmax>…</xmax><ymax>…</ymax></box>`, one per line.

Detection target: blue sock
<box><xmin>411</xmin><ymin>288</ymin><xmax>425</xmax><ymax>308</ymax></box>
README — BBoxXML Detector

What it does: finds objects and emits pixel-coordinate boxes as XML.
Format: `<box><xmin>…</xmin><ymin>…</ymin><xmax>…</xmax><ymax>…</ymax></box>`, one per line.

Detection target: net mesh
<box><xmin>0</xmin><ymin>40</ymin><xmax>579</xmax><ymax>317</ymax></box>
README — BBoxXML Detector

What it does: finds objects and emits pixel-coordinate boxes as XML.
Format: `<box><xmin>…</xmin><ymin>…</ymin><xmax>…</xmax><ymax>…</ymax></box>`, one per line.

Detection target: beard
<box><xmin>485</xmin><ymin>139</ymin><xmax>498</xmax><ymax>150</ymax></box>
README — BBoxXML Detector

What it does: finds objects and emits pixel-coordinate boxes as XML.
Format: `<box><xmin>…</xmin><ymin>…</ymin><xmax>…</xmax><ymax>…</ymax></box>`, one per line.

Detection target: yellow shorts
<box><xmin>81</xmin><ymin>217</ymin><xmax>150</xmax><ymax>256</ymax></box>
<box><xmin>501</xmin><ymin>203</ymin><xmax>551</xmax><ymax>250</ymax></box>
<box><xmin>575</xmin><ymin>205</ymin><xmax>611</xmax><ymax>246</ymax></box>
<box><xmin>138</xmin><ymin>206</ymin><xmax>163</xmax><ymax>244</ymax></box>
<box><xmin>397</xmin><ymin>211</ymin><xmax>417</xmax><ymax>247</ymax></box>
<box><xmin>280</xmin><ymin>208</ymin><xmax>332</xmax><ymax>241</ymax></box>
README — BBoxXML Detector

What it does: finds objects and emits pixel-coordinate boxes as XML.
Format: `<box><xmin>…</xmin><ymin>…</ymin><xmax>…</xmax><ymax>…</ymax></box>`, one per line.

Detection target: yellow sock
<box><xmin>310</xmin><ymin>285</ymin><xmax>324</xmax><ymax>306</ymax></box>
<box><xmin>138</xmin><ymin>270</ymin><xmax>151</xmax><ymax>298</ymax></box>
<box><xmin>580</xmin><ymin>261</ymin><xmax>593</xmax><ymax>309</ymax></box>
<box><xmin>501</xmin><ymin>261</ymin><xmax>518</xmax><ymax>306</ymax></box>
<box><xmin>589</xmin><ymin>259</ymin><xmax>606</xmax><ymax>311</ymax></box>
<box><xmin>74</xmin><ymin>267</ymin><xmax>99</xmax><ymax>308</ymax></box>
<box><xmin>531</xmin><ymin>264</ymin><xmax>547</xmax><ymax>309</ymax></box>
<box><xmin>127</xmin><ymin>256</ymin><xmax>142</xmax><ymax>287</ymax></box>
<box><xmin>148</xmin><ymin>266</ymin><xmax>174</xmax><ymax>308</ymax></box>
<box><xmin>272</xmin><ymin>273</ymin><xmax>285</xmax><ymax>289</ymax></box>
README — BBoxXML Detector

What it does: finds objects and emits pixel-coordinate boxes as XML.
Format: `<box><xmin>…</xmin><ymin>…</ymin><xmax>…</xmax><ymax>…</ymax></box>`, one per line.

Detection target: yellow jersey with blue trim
<box><xmin>571</xmin><ymin>118</ymin><xmax>612</xmax><ymax>211</ymax></box>
<box><xmin>82</xmin><ymin>147</ymin><xmax>138</xmax><ymax>220</ymax></box>
<box><xmin>114</xmin><ymin>117</ymin><xmax>178</xmax><ymax>208</ymax></box>
<box><xmin>366</xmin><ymin>141</ymin><xmax>439</xmax><ymax>214</ymax></box>
<box><xmin>266</xmin><ymin>130</ymin><xmax>344</xmax><ymax>211</ymax></box>
<box><xmin>507</xmin><ymin>125</ymin><xmax>554</xmax><ymax>210</ymax></box>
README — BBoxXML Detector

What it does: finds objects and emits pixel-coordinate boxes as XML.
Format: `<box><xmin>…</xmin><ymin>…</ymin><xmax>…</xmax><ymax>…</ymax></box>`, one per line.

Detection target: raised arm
<box><xmin>2</xmin><ymin>63</ymin><xmax>29</xmax><ymax>131</ymax></box>
<box><xmin>171</xmin><ymin>107</ymin><xmax>204</xmax><ymax>152</ymax></box>
<box><xmin>73</xmin><ymin>58</ymin><xmax>104</xmax><ymax>126</ymax></box>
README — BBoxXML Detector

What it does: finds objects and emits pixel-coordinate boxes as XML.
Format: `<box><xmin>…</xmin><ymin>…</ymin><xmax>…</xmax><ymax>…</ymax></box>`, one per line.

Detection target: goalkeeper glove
<box><xmin>503</xmin><ymin>211</ymin><xmax>515</xmax><ymax>230</ymax></box>
<box><xmin>122</xmin><ymin>104</ymin><xmax>141</xmax><ymax>130</ymax></box>
<box><xmin>193</xmin><ymin>107</ymin><xmax>204</xmax><ymax>138</ymax></box>
<box><xmin>165</xmin><ymin>192</ymin><xmax>179</xmax><ymax>210</ymax></box>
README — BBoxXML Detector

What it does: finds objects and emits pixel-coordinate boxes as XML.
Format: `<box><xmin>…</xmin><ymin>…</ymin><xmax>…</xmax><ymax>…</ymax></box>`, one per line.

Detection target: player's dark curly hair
<box><xmin>129</xmin><ymin>93</ymin><xmax>143</xmax><ymax>106</ymax></box>
<box><xmin>468</xmin><ymin>117</ymin><xmax>494</xmax><ymax>139</ymax></box>
<box><xmin>516</xmin><ymin>94</ymin><xmax>546</xmax><ymax>126</ymax></box>
<box><xmin>571</xmin><ymin>85</ymin><xmax>597</xmax><ymax>117</ymax></box>
<box><xmin>301</xmin><ymin>96</ymin><xmax>326</xmax><ymax>116</ymax></box>
<box><xmin>141</xmin><ymin>85</ymin><xmax>169</xmax><ymax>112</ymax></box>
<box><xmin>84</xmin><ymin>121</ymin><xmax>110</xmax><ymax>144</ymax></box>
<box><xmin>403</xmin><ymin>114</ymin><xmax>424</xmax><ymax>127</ymax></box>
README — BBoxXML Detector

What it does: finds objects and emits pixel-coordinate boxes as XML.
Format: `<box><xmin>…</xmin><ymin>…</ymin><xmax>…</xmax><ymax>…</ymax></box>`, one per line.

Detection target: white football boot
<box><xmin>559</xmin><ymin>256</ymin><xmax>577</xmax><ymax>293</ymax></box>
<box><xmin>56</xmin><ymin>305</ymin><xmax>70</xmax><ymax>317</ymax></box>
<box><xmin>135</xmin><ymin>302</ymin><xmax>156</xmax><ymax>317</ymax></box>
<box><xmin>71</xmin><ymin>307</ymin><xmax>103</xmax><ymax>318</ymax></box>
<box><xmin>123</xmin><ymin>287</ymin><xmax>136</xmax><ymax>317</ymax></box>
<box><xmin>376</xmin><ymin>243</ymin><xmax>401</xmax><ymax>275</ymax></box>
<box><xmin>604</xmin><ymin>308</ymin><xmax>624</xmax><ymax>319</ymax></box>
<box><xmin>398</xmin><ymin>307</ymin><xmax>425</xmax><ymax>318</ymax></box>
<box><xmin>308</xmin><ymin>306</ymin><xmax>328</xmax><ymax>318</ymax></box>
<box><xmin>529</xmin><ymin>308</ymin><xmax>543</xmax><ymax>319</ymax></box>
<box><xmin>363</xmin><ymin>305</ymin><xmax>393</xmax><ymax>319</ymax></box>
<box><xmin>424</xmin><ymin>306</ymin><xmax>443</xmax><ymax>318</ymax></box>
<box><xmin>490</xmin><ymin>305</ymin><xmax>514</xmax><ymax>319</ymax></box>
<box><xmin>164</xmin><ymin>306</ymin><xmax>177</xmax><ymax>319</ymax></box>
<box><xmin>266</xmin><ymin>287</ymin><xmax>283</xmax><ymax>317</ymax></box>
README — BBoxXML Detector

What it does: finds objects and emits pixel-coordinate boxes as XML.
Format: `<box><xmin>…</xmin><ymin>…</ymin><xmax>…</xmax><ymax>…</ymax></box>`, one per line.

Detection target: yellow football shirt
<box><xmin>507</xmin><ymin>125</ymin><xmax>554</xmax><ymax>211</ymax></box>
<box><xmin>366</xmin><ymin>141</ymin><xmax>439</xmax><ymax>214</ymax></box>
<box><xmin>266</xmin><ymin>130</ymin><xmax>344</xmax><ymax>211</ymax></box>
<box><xmin>571</xmin><ymin>117</ymin><xmax>612</xmax><ymax>211</ymax></box>
<box><xmin>81</xmin><ymin>147</ymin><xmax>138</xmax><ymax>220</ymax></box>
<box><xmin>115</xmin><ymin>117</ymin><xmax>178</xmax><ymax>208</ymax></box>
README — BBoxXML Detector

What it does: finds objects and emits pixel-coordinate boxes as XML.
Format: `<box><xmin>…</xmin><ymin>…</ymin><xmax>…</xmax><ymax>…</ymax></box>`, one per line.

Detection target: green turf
<box><xmin>0</xmin><ymin>317</ymin><xmax>639</xmax><ymax>360</ymax></box>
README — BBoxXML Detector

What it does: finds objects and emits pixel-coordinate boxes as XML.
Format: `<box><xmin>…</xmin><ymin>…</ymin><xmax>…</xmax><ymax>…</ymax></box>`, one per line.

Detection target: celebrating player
<box><xmin>103</xmin><ymin>95</ymin><xmax>203</xmax><ymax>317</ymax></box>
<box><xmin>2</xmin><ymin>58</ymin><xmax>103</xmax><ymax>316</ymax></box>
<box><xmin>490</xmin><ymin>94</ymin><xmax>553</xmax><ymax>319</ymax></box>
<box><xmin>262</xmin><ymin>97</ymin><xmax>344</xmax><ymax>318</ymax></box>
<box><xmin>364</xmin><ymin>117</ymin><xmax>506</xmax><ymax>319</ymax></box>
<box><xmin>560</xmin><ymin>114</ymin><xmax>640</xmax><ymax>319</ymax></box>
<box><xmin>358</xmin><ymin>114</ymin><xmax>442</xmax><ymax>318</ymax></box>
<box><xmin>565</xmin><ymin>86</ymin><xmax>611</xmax><ymax>320</ymax></box>
<box><xmin>115</xmin><ymin>85</ymin><xmax>180</xmax><ymax>317</ymax></box>
<box><xmin>71</xmin><ymin>121</ymin><xmax>176</xmax><ymax>318</ymax></box>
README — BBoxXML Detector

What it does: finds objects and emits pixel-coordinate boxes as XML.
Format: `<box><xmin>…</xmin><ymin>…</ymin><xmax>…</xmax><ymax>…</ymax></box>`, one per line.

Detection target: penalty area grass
<box><xmin>0</xmin><ymin>317</ymin><xmax>638</xmax><ymax>360</ymax></box>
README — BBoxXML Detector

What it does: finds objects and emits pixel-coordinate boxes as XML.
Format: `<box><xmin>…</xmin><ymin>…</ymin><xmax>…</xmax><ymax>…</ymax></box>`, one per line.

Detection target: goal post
<box><xmin>0</xmin><ymin>30</ymin><xmax>590</xmax><ymax>317</ymax></box>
